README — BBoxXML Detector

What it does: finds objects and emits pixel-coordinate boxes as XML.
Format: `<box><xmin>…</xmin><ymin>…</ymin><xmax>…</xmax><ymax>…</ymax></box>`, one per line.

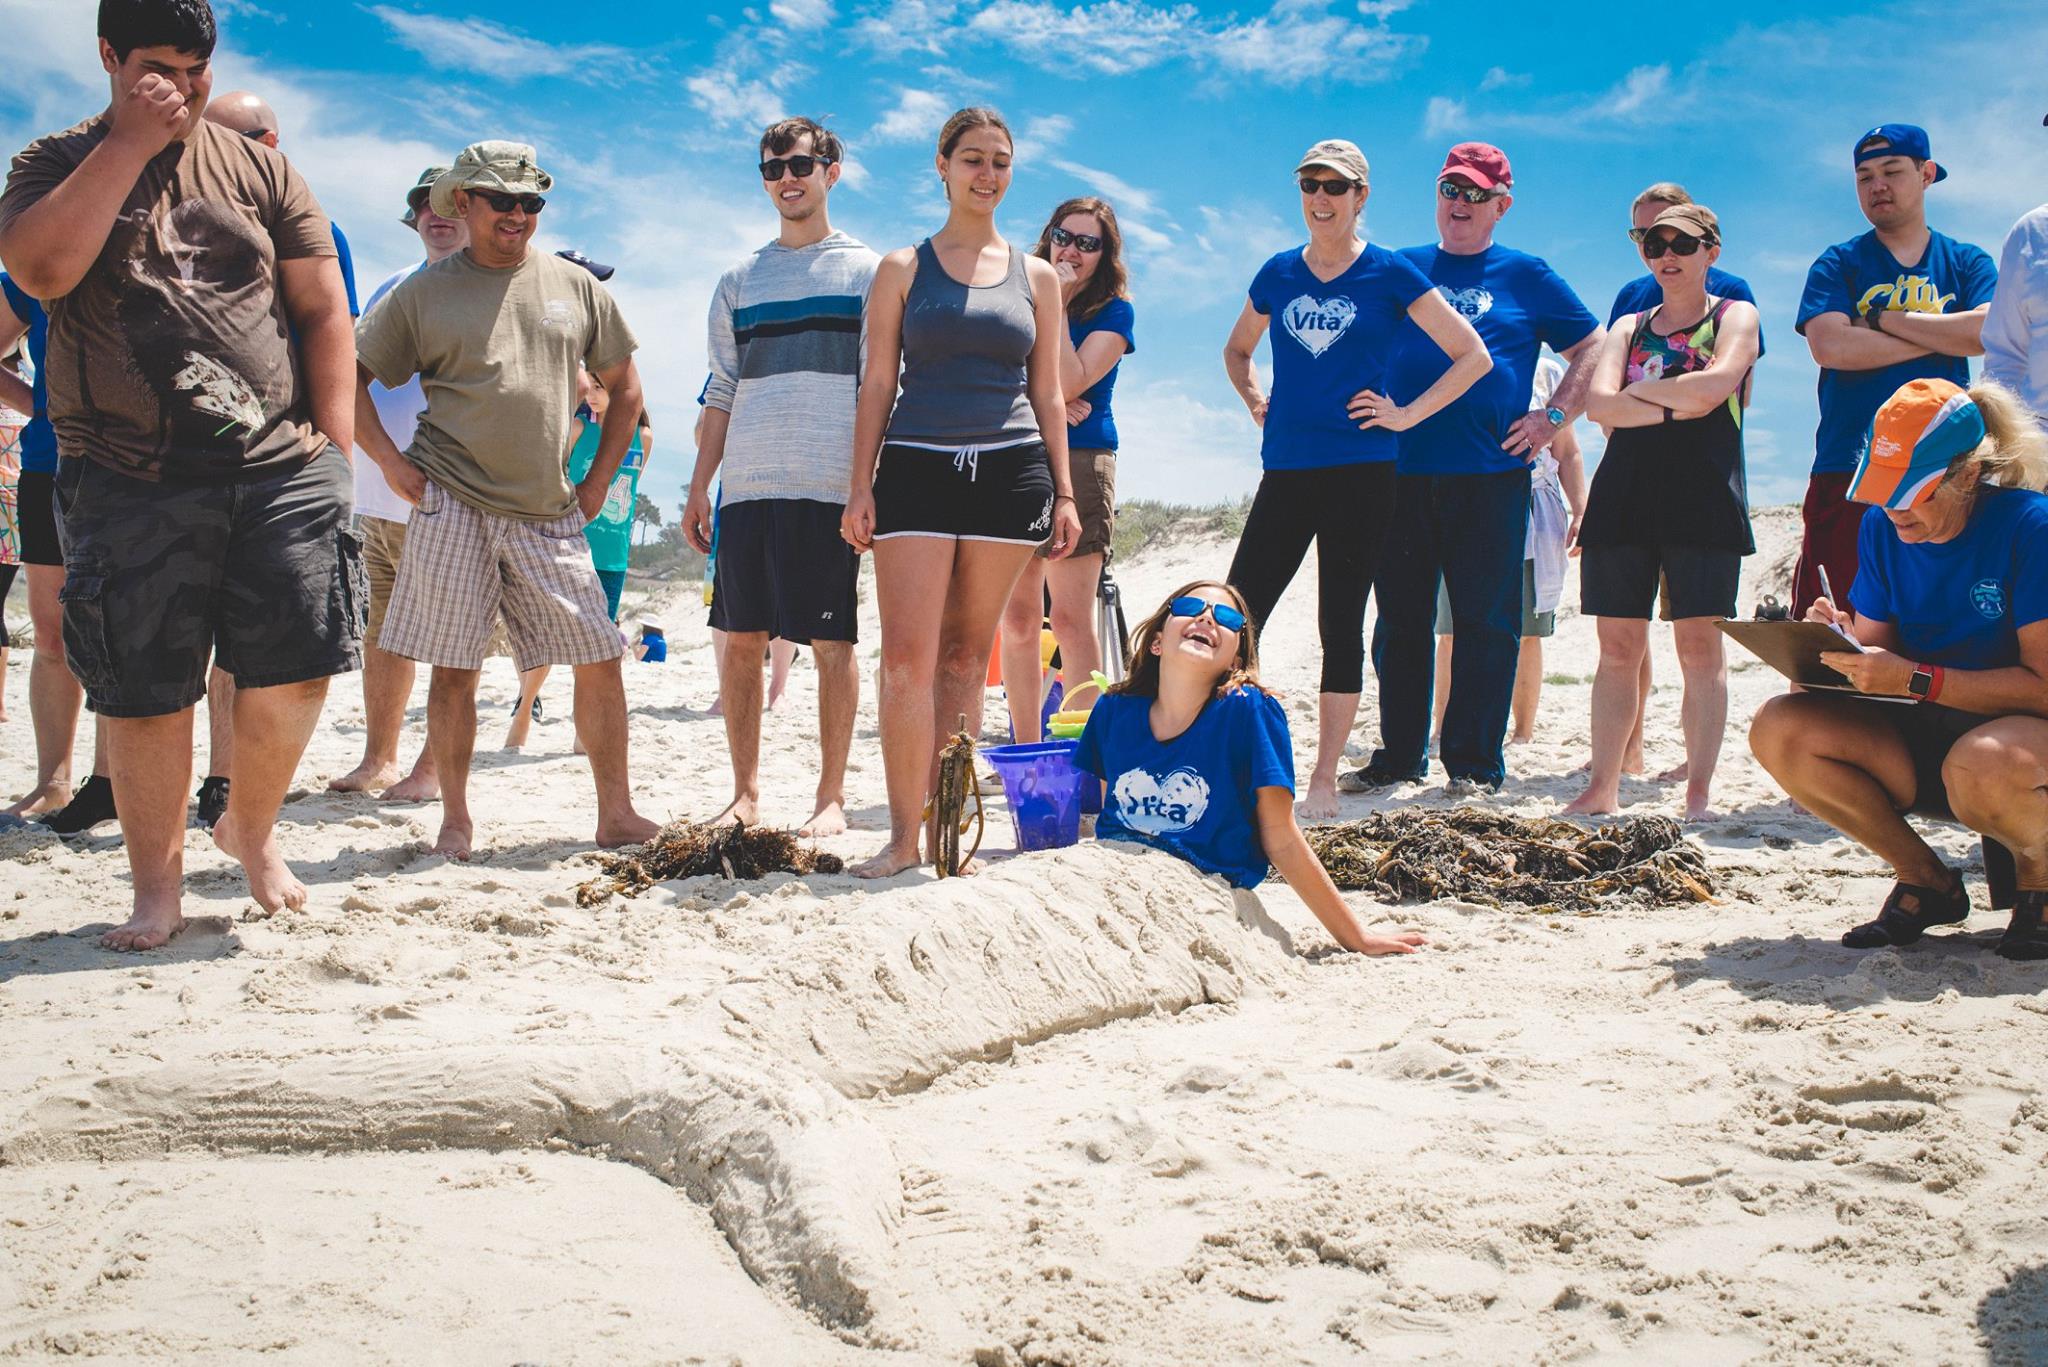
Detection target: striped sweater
<box><xmin>704</xmin><ymin>230</ymin><xmax>878</xmax><ymax>506</ymax></box>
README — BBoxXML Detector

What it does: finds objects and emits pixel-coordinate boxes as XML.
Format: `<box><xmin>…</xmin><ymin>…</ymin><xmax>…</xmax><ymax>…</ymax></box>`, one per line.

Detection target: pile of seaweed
<box><xmin>577</xmin><ymin>820</ymin><xmax>844</xmax><ymax>906</ymax></box>
<box><xmin>1306</xmin><ymin>808</ymin><xmax>1714</xmax><ymax>911</ymax></box>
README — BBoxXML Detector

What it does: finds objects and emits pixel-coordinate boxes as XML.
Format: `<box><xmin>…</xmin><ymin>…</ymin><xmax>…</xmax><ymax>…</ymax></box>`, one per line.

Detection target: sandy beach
<box><xmin>2</xmin><ymin>507</ymin><xmax>2044</xmax><ymax>1365</ymax></box>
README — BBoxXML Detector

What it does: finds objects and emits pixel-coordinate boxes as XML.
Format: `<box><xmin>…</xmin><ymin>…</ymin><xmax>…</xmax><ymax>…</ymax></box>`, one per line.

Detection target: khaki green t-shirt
<box><xmin>355</xmin><ymin>250</ymin><xmax>636</xmax><ymax>521</ymax></box>
<box><xmin>0</xmin><ymin>117</ymin><xmax>337</xmax><ymax>482</ymax></box>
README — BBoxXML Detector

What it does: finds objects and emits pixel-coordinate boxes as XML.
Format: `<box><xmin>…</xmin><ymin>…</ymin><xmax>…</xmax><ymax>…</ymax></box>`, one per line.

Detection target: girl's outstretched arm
<box><xmin>1255</xmin><ymin>788</ymin><xmax>1425</xmax><ymax>956</ymax></box>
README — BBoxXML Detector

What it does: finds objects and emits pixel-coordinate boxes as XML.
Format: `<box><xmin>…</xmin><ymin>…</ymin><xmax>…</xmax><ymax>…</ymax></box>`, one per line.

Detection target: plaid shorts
<box><xmin>378</xmin><ymin>482</ymin><xmax>623</xmax><ymax>671</ymax></box>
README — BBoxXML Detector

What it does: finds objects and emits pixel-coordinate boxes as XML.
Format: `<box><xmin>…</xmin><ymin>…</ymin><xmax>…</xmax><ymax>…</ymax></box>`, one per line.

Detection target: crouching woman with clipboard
<box><xmin>1749</xmin><ymin>378</ymin><xmax>2048</xmax><ymax>959</ymax></box>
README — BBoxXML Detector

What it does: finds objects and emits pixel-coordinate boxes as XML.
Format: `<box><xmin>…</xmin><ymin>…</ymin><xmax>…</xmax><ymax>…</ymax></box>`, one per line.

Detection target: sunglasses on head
<box><xmin>1641</xmin><ymin>231</ymin><xmax>1706</xmax><ymax>259</ymax></box>
<box><xmin>1298</xmin><ymin>176</ymin><xmax>1358</xmax><ymax>197</ymax></box>
<box><xmin>1168</xmin><ymin>595</ymin><xmax>1248</xmax><ymax>634</ymax></box>
<box><xmin>758</xmin><ymin>154</ymin><xmax>834</xmax><ymax>181</ymax></box>
<box><xmin>476</xmin><ymin>191</ymin><xmax>545</xmax><ymax>214</ymax></box>
<box><xmin>1049</xmin><ymin>225</ymin><xmax>1103</xmax><ymax>253</ymax></box>
<box><xmin>1438</xmin><ymin>179</ymin><xmax>1505</xmax><ymax>204</ymax></box>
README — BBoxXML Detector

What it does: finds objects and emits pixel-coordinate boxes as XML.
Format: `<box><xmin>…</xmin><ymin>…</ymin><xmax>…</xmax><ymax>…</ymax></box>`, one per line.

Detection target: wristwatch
<box><xmin>1867</xmin><ymin>308</ymin><xmax>1887</xmax><ymax>334</ymax></box>
<box><xmin>1545</xmin><ymin>405</ymin><xmax>1567</xmax><ymax>428</ymax></box>
<box><xmin>1907</xmin><ymin>663</ymin><xmax>1943</xmax><ymax>702</ymax></box>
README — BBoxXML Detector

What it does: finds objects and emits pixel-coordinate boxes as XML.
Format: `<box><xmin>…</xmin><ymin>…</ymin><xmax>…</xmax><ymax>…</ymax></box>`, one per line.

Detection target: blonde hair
<box><xmin>1961</xmin><ymin>381</ymin><xmax>2048</xmax><ymax>492</ymax></box>
<box><xmin>1632</xmin><ymin>181</ymin><xmax>1691</xmax><ymax>212</ymax></box>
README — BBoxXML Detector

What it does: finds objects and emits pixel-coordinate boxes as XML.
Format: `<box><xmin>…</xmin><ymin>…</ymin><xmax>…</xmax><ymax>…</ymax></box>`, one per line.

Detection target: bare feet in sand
<box><xmin>596</xmin><ymin>812</ymin><xmax>661</xmax><ymax>849</ymax></box>
<box><xmin>213</xmin><ymin>813</ymin><xmax>310</xmax><ymax>915</ymax></box>
<box><xmin>100</xmin><ymin>892</ymin><xmax>185</xmax><ymax>951</ymax></box>
<box><xmin>328</xmin><ymin>759</ymin><xmax>403</xmax><ymax>794</ymax></box>
<box><xmin>800</xmin><ymin>799</ymin><xmax>848</xmax><ymax>838</ymax></box>
<box><xmin>1683</xmin><ymin>787</ymin><xmax>1716</xmax><ymax>822</ymax></box>
<box><xmin>381</xmin><ymin>767</ymin><xmax>440</xmax><ymax>803</ymax></box>
<box><xmin>432</xmin><ymin>820</ymin><xmax>474</xmax><ymax>861</ymax></box>
<box><xmin>855</xmin><ymin>837</ymin><xmax>924</xmax><ymax>879</ymax></box>
<box><xmin>710</xmin><ymin>796</ymin><xmax>759</xmax><ymax>828</ymax></box>
<box><xmin>1560</xmin><ymin>786</ymin><xmax>1619</xmax><ymax>818</ymax></box>
<box><xmin>3</xmin><ymin>778</ymin><xmax>71</xmax><ymax>820</ymax></box>
<box><xmin>1298</xmin><ymin>777</ymin><xmax>1341</xmax><ymax>821</ymax></box>
<box><xmin>1657</xmin><ymin>761</ymin><xmax>1691</xmax><ymax>784</ymax></box>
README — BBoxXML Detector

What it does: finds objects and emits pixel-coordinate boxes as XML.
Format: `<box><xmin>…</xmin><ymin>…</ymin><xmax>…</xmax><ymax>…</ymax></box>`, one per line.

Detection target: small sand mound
<box><xmin>578</xmin><ymin>820</ymin><xmax>845</xmax><ymax>904</ymax></box>
<box><xmin>1307</xmin><ymin>808</ymin><xmax>1715</xmax><ymax>910</ymax></box>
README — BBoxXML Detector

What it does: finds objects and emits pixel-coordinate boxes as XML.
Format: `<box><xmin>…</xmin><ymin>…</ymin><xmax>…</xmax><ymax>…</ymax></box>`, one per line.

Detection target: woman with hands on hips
<box><xmin>1749</xmin><ymin>377</ymin><xmax>2048</xmax><ymax>960</ymax></box>
<box><xmin>1221</xmin><ymin>138</ymin><xmax>1490</xmax><ymax>818</ymax></box>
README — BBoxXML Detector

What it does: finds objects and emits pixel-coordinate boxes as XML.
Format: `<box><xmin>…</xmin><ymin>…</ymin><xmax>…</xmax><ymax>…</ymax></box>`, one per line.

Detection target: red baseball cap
<box><xmin>1439</xmin><ymin>142</ymin><xmax>1512</xmax><ymax>190</ymax></box>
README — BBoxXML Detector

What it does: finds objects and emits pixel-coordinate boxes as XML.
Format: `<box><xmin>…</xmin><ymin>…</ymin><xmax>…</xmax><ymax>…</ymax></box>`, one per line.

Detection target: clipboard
<box><xmin>1715</xmin><ymin>619</ymin><xmax>1914</xmax><ymax>702</ymax></box>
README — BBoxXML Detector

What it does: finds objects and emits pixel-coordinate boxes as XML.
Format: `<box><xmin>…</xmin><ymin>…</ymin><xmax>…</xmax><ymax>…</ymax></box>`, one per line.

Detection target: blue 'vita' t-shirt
<box><xmin>1067</xmin><ymin>297</ymin><xmax>1134</xmax><ymax>452</ymax></box>
<box><xmin>1248</xmin><ymin>243</ymin><xmax>1432</xmax><ymax>470</ymax></box>
<box><xmin>1075</xmin><ymin>686</ymin><xmax>1294</xmax><ymax>889</ymax></box>
<box><xmin>1847</xmin><ymin>487</ymin><xmax>2048</xmax><ymax>670</ymax></box>
<box><xmin>0</xmin><ymin>273</ymin><xmax>54</xmax><ymax>473</ymax></box>
<box><xmin>1797</xmin><ymin>229</ymin><xmax>1997</xmax><ymax>477</ymax></box>
<box><xmin>1610</xmin><ymin>267</ymin><xmax>1765</xmax><ymax>357</ymax></box>
<box><xmin>1390</xmin><ymin>243</ymin><xmax>1599</xmax><ymax>476</ymax></box>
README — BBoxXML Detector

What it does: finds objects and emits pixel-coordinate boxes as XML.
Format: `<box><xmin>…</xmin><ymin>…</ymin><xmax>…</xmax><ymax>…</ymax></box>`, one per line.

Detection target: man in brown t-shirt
<box><xmin>0</xmin><ymin>0</ymin><xmax>358</xmax><ymax>951</ymax></box>
<box><xmin>356</xmin><ymin>140</ymin><xmax>659</xmax><ymax>860</ymax></box>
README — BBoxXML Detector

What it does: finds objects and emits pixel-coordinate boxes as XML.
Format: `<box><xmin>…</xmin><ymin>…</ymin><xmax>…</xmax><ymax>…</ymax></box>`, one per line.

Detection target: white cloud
<box><xmin>1111</xmin><ymin>379</ymin><xmax>1265</xmax><ymax>500</ymax></box>
<box><xmin>1017</xmin><ymin>113</ymin><xmax>1075</xmax><ymax>161</ymax></box>
<box><xmin>770</xmin><ymin>0</ymin><xmax>838</xmax><ymax>28</ymax></box>
<box><xmin>1604</xmin><ymin>65</ymin><xmax>1670</xmax><ymax>117</ymax></box>
<box><xmin>685</xmin><ymin>68</ymin><xmax>790</xmax><ymax>129</ymax></box>
<box><xmin>966</xmin><ymin>0</ymin><xmax>1199</xmax><ymax>74</ymax></box>
<box><xmin>869</xmin><ymin>88</ymin><xmax>952</xmax><ymax>145</ymax></box>
<box><xmin>1207</xmin><ymin>0</ymin><xmax>1419</xmax><ymax>81</ymax></box>
<box><xmin>367</xmin><ymin>7</ymin><xmax>643</xmax><ymax>81</ymax></box>
<box><xmin>1478</xmin><ymin>66</ymin><xmax>1528</xmax><ymax>92</ymax></box>
<box><xmin>1423</xmin><ymin>96</ymin><xmax>1467</xmax><ymax>140</ymax></box>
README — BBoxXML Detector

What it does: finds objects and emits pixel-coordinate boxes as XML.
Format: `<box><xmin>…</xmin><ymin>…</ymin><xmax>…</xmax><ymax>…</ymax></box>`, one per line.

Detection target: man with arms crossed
<box><xmin>355</xmin><ymin>140</ymin><xmax>659</xmax><ymax>859</ymax></box>
<box><xmin>329</xmin><ymin>166</ymin><xmax>461</xmax><ymax>800</ymax></box>
<box><xmin>1793</xmin><ymin>123</ymin><xmax>1994</xmax><ymax>613</ymax></box>
<box><xmin>683</xmin><ymin>117</ymin><xmax>876</xmax><ymax>836</ymax></box>
<box><xmin>0</xmin><ymin>0</ymin><xmax>360</xmax><ymax>949</ymax></box>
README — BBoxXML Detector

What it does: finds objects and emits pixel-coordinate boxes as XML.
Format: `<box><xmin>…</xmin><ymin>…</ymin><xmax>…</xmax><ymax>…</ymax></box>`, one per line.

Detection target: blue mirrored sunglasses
<box><xmin>1168</xmin><ymin>595</ymin><xmax>1247</xmax><ymax>633</ymax></box>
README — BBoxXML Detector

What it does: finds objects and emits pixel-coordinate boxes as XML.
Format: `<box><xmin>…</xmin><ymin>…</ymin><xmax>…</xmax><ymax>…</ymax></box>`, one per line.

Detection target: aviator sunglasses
<box><xmin>1049</xmin><ymin>225</ymin><xmax>1104</xmax><ymax>253</ymax></box>
<box><xmin>1298</xmin><ymin>176</ymin><xmax>1359</xmax><ymax>197</ymax></box>
<box><xmin>477</xmin><ymin>191</ymin><xmax>546</xmax><ymax>214</ymax></box>
<box><xmin>1438</xmin><ymin>179</ymin><xmax>1506</xmax><ymax>204</ymax></box>
<box><xmin>1640</xmin><ymin>232</ymin><xmax>1707</xmax><ymax>259</ymax></box>
<box><xmin>1168</xmin><ymin>595</ymin><xmax>1248</xmax><ymax>634</ymax></box>
<box><xmin>758</xmin><ymin>154</ymin><xmax>835</xmax><ymax>181</ymax></box>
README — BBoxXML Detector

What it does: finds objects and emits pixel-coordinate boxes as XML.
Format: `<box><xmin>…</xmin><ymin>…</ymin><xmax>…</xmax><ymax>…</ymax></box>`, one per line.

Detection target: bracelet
<box><xmin>1661</xmin><ymin>405</ymin><xmax>1674</xmax><ymax>424</ymax></box>
<box><xmin>1867</xmin><ymin>308</ymin><xmax>1886</xmax><ymax>334</ymax></box>
<box><xmin>1054</xmin><ymin>493</ymin><xmax>1076</xmax><ymax>503</ymax></box>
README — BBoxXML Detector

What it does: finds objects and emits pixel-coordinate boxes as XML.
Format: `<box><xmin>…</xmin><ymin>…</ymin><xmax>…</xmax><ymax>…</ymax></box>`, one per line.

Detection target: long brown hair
<box><xmin>1112</xmin><ymin>580</ymin><xmax>1266</xmax><ymax>702</ymax></box>
<box><xmin>1032</xmin><ymin>195</ymin><xmax>1130</xmax><ymax>323</ymax></box>
<box><xmin>937</xmin><ymin>106</ymin><xmax>1011</xmax><ymax>158</ymax></box>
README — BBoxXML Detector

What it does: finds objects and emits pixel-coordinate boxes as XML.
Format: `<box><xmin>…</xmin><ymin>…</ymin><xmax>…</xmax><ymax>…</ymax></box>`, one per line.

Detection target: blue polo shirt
<box><xmin>1797</xmin><ymin>229</ymin><xmax>1996</xmax><ymax>476</ymax></box>
<box><xmin>1389</xmin><ymin>243</ymin><xmax>1598</xmax><ymax>476</ymax></box>
<box><xmin>0</xmin><ymin>274</ymin><xmax>54</xmax><ymax>473</ymax></box>
<box><xmin>1610</xmin><ymin>267</ymin><xmax>1765</xmax><ymax>356</ymax></box>
<box><xmin>1067</xmin><ymin>297</ymin><xmax>1134</xmax><ymax>452</ymax></box>
<box><xmin>1848</xmin><ymin>487</ymin><xmax>2048</xmax><ymax>670</ymax></box>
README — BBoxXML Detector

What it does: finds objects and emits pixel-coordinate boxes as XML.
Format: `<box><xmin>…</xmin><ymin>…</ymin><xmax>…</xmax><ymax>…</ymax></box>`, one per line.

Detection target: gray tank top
<box><xmin>885</xmin><ymin>239</ymin><xmax>1040</xmax><ymax>446</ymax></box>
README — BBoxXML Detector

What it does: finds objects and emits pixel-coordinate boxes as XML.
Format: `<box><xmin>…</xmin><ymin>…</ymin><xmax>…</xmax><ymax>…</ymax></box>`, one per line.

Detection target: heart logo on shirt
<box><xmin>1280</xmin><ymin>294</ymin><xmax>1358</xmax><ymax>358</ymax></box>
<box><xmin>1112</xmin><ymin>766</ymin><xmax>1211</xmax><ymax>835</ymax></box>
<box><xmin>1439</xmin><ymin>285</ymin><xmax>1495</xmax><ymax>321</ymax></box>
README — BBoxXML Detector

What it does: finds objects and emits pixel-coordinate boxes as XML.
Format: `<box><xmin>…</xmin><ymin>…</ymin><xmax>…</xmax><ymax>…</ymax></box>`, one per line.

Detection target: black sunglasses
<box><xmin>476</xmin><ymin>191</ymin><xmax>545</xmax><ymax>214</ymax></box>
<box><xmin>1641</xmin><ymin>232</ymin><xmax>1706</xmax><ymax>259</ymax></box>
<box><xmin>1299</xmin><ymin>176</ymin><xmax>1359</xmax><ymax>197</ymax></box>
<box><xmin>239</xmin><ymin>127</ymin><xmax>271</xmax><ymax>141</ymax></box>
<box><xmin>1049</xmin><ymin>226</ymin><xmax>1103</xmax><ymax>253</ymax></box>
<box><xmin>1438</xmin><ymin>179</ymin><xmax>1505</xmax><ymax>204</ymax></box>
<box><xmin>758</xmin><ymin>155</ymin><xmax>834</xmax><ymax>181</ymax></box>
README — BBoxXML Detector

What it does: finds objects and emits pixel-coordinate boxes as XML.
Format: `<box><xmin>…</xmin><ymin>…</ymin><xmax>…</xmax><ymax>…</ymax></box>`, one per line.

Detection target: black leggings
<box><xmin>0</xmin><ymin>563</ymin><xmax>14</xmax><ymax>649</ymax></box>
<box><xmin>1226</xmin><ymin>462</ymin><xmax>1399</xmax><ymax>694</ymax></box>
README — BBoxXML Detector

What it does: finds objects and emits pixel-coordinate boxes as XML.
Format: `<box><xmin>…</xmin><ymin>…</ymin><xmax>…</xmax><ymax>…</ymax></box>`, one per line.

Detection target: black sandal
<box><xmin>1842</xmin><ymin>869</ymin><xmax>1970</xmax><ymax>949</ymax></box>
<box><xmin>1997</xmin><ymin>891</ymin><xmax>2048</xmax><ymax>962</ymax></box>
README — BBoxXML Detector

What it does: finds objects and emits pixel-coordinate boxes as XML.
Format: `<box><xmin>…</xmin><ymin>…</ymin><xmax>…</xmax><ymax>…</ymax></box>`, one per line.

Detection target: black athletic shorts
<box><xmin>15</xmin><ymin>469</ymin><xmax>60</xmax><ymax>566</ymax></box>
<box><xmin>872</xmin><ymin>440</ymin><xmax>1055</xmax><ymax>545</ymax></box>
<box><xmin>708</xmin><ymin>497</ymin><xmax>859</xmax><ymax>644</ymax></box>
<box><xmin>54</xmin><ymin>447</ymin><xmax>364</xmax><ymax>718</ymax></box>
<box><xmin>1579</xmin><ymin>543</ymin><xmax>1742</xmax><ymax>620</ymax></box>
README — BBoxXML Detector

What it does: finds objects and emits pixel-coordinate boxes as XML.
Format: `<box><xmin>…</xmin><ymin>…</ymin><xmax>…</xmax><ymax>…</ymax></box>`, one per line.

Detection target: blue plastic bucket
<box><xmin>983</xmin><ymin>741</ymin><xmax>1085</xmax><ymax>851</ymax></box>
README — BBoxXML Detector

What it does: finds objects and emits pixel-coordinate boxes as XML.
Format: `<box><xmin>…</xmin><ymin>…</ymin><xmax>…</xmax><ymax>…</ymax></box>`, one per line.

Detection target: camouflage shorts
<box><xmin>54</xmin><ymin>447</ymin><xmax>364</xmax><ymax>718</ymax></box>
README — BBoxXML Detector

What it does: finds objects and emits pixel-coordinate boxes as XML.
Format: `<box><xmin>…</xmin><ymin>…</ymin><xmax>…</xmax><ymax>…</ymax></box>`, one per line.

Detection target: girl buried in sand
<box><xmin>1075</xmin><ymin>580</ymin><xmax>1427</xmax><ymax>956</ymax></box>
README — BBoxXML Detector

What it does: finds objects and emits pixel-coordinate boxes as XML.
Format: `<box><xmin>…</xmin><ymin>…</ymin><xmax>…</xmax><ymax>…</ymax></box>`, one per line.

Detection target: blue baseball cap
<box><xmin>1854</xmin><ymin>124</ymin><xmax>1947</xmax><ymax>182</ymax></box>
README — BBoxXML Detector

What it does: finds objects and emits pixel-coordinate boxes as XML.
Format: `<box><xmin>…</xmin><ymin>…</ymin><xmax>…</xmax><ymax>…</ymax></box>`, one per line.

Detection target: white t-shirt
<box><xmin>353</xmin><ymin>263</ymin><xmax>428</xmax><ymax>524</ymax></box>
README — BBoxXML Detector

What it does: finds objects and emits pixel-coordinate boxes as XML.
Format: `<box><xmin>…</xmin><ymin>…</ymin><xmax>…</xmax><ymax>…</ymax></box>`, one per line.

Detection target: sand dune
<box><xmin>1</xmin><ymin>508</ymin><xmax>2044</xmax><ymax>1364</ymax></box>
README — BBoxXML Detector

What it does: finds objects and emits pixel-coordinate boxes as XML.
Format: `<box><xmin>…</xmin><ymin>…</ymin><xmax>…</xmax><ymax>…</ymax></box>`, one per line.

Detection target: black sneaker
<box><xmin>195</xmin><ymin>775</ymin><xmax>230</xmax><ymax>829</ymax></box>
<box><xmin>1337</xmin><ymin>761</ymin><xmax>1426</xmax><ymax>793</ymax></box>
<box><xmin>38</xmin><ymin>774</ymin><xmax>118</xmax><ymax>836</ymax></box>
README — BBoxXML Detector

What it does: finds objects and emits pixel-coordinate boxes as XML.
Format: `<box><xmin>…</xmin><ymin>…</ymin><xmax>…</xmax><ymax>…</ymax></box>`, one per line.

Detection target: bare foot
<box><xmin>1684</xmin><ymin>790</ymin><xmax>1716</xmax><ymax>822</ymax></box>
<box><xmin>710</xmin><ymin>796</ymin><xmax>759</xmax><ymax>828</ymax></box>
<box><xmin>855</xmin><ymin>840</ymin><xmax>923</xmax><ymax>879</ymax></box>
<box><xmin>1298</xmin><ymin>780</ymin><xmax>1341</xmax><ymax>821</ymax></box>
<box><xmin>3</xmin><ymin>778</ymin><xmax>72</xmax><ymax>820</ymax></box>
<box><xmin>1508</xmin><ymin>733</ymin><xmax>1534</xmax><ymax>746</ymax></box>
<box><xmin>596</xmin><ymin>811</ymin><xmax>661</xmax><ymax>848</ymax></box>
<box><xmin>1656</xmin><ymin>761</ymin><xmax>1690</xmax><ymax>784</ymax></box>
<box><xmin>213</xmin><ymin>813</ymin><xmax>310</xmax><ymax>915</ymax></box>
<box><xmin>800</xmin><ymin>799</ymin><xmax>848</xmax><ymax>838</ymax></box>
<box><xmin>381</xmin><ymin>766</ymin><xmax>440</xmax><ymax>803</ymax></box>
<box><xmin>100</xmin><ymin>892</ymin><xmax>186</xmax><ymax>951</ymax></box>
<box><xmin>706</xmin><ymin>699</ymin><xmax>725</xmax><ymax>718</ymax></box>
<box><xmin>328</xmin><ymin>758</ymin><xmax>403</xmax><ymax>793</ymax></box>
<box><xmin>1560</xmin><ymin>787</ymin><xmax>1620</xmax><ymax>818</ymax></box>
<box><xmin>432</xmin><ymin>819</ymin><xmax>474</xmax><ymax>861</ymax></box>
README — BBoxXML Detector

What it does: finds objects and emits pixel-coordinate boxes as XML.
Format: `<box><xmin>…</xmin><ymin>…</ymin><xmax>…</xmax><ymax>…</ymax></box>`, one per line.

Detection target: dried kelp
<box><xmin>932</xmin><ymin>723</ymin><xmax>983</xmax><ymax>879</ymax></box>
<box><xmin>577</xmin><ymin>820</ymin><xmax>844</xmax><ymax>905</ymax></box>
<box><xmin>1306</xmin><ymin>807</ymin><xmax>1714</xmax><ymax>911</ymax></box>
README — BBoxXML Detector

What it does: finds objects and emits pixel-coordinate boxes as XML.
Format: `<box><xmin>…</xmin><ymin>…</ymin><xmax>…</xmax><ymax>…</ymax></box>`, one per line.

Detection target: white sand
<box><xmin>2</xmin><ymin>510</ymin><xmax>2045</xmax><ymax>1365</ymax></box>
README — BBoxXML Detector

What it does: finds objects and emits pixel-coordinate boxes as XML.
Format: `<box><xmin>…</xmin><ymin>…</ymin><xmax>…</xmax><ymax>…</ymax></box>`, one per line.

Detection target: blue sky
<box><xmin>4</xmin><ymin>0</ymin><xmax>2046</xmax><ymax>517</ymax></box>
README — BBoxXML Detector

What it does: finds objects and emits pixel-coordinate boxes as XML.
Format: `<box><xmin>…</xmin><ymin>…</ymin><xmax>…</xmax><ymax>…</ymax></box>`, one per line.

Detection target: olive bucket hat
<box><xmin>428</xmin><ymin>140</ymin><xmax>555</xmax><ymax>220</ymax></box>
<box><xmin>400</xmin><ymin>165</ymin><xmax>449</xmax><ymax>227</ymax></box>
